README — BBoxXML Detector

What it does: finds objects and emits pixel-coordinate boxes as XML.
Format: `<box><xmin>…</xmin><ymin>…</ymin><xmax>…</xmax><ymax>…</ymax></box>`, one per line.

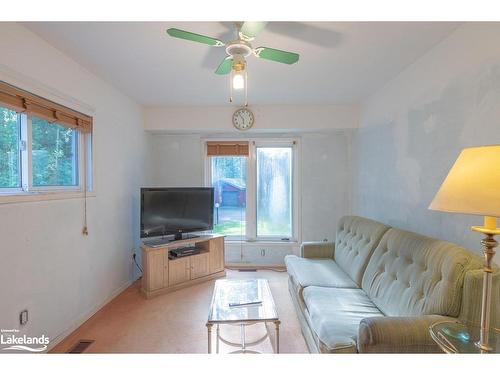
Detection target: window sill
<box><xmin>0</xmin><ymin>190</ymin><xmax>96</xmax><ymax>205</ymax></box>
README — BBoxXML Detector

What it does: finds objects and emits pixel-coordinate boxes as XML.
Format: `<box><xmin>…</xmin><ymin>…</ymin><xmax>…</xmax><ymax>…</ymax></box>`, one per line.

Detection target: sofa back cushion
<box><xmin>362</xmin><ymin>228</ymin><xmax>481</xmax><ymax>317</ymax></box>
<box><xmin>334</xmin><ymin>216</ymin><xmax>390</xmax><ymax>286</ymax></box>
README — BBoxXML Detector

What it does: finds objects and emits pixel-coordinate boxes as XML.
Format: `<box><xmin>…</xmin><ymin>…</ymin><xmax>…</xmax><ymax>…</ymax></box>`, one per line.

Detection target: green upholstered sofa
<box><xmin>285</xmin><ymin>216</ymin><xmax>500</xmax><ymax>353</ymax></box>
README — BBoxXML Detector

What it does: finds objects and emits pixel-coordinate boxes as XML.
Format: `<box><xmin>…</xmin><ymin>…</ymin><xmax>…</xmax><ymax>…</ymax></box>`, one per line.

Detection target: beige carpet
<box><xmin>51</xmin><ymin>269</ymin><xmax>308</xmax><ymax>353</ymax></box>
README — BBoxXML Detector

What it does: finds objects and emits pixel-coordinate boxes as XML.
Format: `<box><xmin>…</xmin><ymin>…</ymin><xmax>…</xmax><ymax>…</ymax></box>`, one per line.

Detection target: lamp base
<box><xmin>475</xmin><ymin>340</ymin><xmax>492</xmax><ymax>352</ymax></box>
<box><xmin>471</xmin><ymin>225</ymin><xmax>498</xmax><ymax>354</ymax></box>
<box><xmin>471</xmin><ymin>225</ymin><xmax>500</xmax><ymax>236</ymax></box>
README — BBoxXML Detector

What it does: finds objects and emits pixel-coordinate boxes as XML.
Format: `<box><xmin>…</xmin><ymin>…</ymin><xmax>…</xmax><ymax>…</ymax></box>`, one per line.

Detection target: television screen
<box><xmin>140</xmin><ymin>187</ymin><xmax>214</xmax><ymax>238</ymax></box>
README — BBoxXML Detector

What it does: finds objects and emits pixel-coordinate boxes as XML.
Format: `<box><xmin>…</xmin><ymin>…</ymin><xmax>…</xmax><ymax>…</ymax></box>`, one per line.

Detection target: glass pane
<box><xmin>211</xmin><ymin>156</ymin><xmax>247</xmax><ymax>237</ymax></box>
<box><xmin>208</xmin><ymin>279</ymin><xmax>279</xmax><ymax>323</ymax></box>
<box><xmin>0</xmin><ymin>106</ymin><xmax>20</xmax><ymax>188</ymax></box>
<box><xmin>32</xmin><ymin>116</ymin><xmax>78</xmax><ymax>187</ymax></box>
<box><xmin>257</xmin><ymin>147</ymin><xmax>292</xmax><ymax>237</ymax></box>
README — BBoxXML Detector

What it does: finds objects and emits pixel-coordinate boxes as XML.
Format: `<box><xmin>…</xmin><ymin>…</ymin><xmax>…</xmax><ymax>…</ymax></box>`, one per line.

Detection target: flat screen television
<box><xmin>140</xmin><ymin>187</ymin><xmax>214</xmax><ymax>240</ymax></box>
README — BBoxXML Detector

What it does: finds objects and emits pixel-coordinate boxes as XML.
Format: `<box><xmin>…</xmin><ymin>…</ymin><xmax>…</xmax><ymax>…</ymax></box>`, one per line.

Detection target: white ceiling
<box><xmin>23</xmin><ymin>22</ymin><xmax>461</xmax><ymax>106</ymax></box>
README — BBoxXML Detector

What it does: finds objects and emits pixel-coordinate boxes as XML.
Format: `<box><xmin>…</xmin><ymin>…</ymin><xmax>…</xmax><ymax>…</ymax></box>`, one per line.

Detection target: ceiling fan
<box><xmin>166</xmin><ymin>22</ymin><xmax>299</xmax><ymax>104</ymax></box>
<box><xmin>166</xmin><ymin>22</ymin><xmax>300</xmax><ymax>73</ymax></box>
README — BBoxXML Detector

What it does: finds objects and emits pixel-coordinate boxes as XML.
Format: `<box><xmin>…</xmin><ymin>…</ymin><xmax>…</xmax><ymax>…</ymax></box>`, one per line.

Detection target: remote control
<box><xmin>229</xmin><ymin>301</ymin><xmax>262</xmax><ymax>307</ymax></box>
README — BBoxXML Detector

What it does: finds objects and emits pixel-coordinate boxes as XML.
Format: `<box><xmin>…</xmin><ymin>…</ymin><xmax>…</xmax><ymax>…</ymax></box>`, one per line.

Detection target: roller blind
<box><xmin>0</xmin><ymin>81</ymin><xmax>93</xmax><ymax>133</ymax></box>
<box><xmin>207</xmin><ymin>141</ymin><xmax>249</xmax><ymax>156</ymax></box>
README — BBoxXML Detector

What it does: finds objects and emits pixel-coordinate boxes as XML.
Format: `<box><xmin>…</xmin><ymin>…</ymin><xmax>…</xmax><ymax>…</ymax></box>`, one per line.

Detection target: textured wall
<box><xmin>301</xmin><ymin>132</ymin><xmax>351</xmax><ymax>242</ymax></box>
<box><xmin>352</xmin><ymin>23</ymin><xmax>500</xmax><ymax>262</ymax></box>
<box><xmin>0</xmin><ymin>23</ymin><xmax>148</xmax><ymax>347</ymax></box>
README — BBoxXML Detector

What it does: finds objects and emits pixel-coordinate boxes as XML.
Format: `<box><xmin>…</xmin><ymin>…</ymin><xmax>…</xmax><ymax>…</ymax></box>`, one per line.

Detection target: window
<box><xmin>256</xmin><ymin>146</ymin><xmax>293</xmax><ymax>238</ymax></box>
<box><xmin>206</xmin><ymin>140</ymin><xmax>298</xmax><ymax>241</ymax></box>
<box><xmin>211</xmin><ymin>156</ymin><xmax>247</xmax><ymax>237</ymax></box>
<box><xmin>0</xmin><ymin>81</ymin><xmax>93</xmax><ymax>197</ymax></box>
<box><xmin>31</xmin><ymin>116</ymin><xmax>78</xmax><ymax>187</ymax></box>
<box><xmin>0</xmin><ymin>107</ymin><xmax>21</xmax><ymax>189</ymax></box>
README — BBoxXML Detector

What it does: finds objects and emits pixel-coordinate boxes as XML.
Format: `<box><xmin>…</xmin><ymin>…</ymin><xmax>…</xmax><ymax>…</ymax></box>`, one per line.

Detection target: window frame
<box><xmin>29</xmin><ymin>115</ymin><xmax>81</xmax><ymax>191</ymax></box>
<box><xmin>203</xmin><ymin>137</ymin><xmax>300</xmax><ymax>243</ymax></box>
<box><xmin>0</xmin><ymin>108</ymin><xmax>93</xmax><ymax>201</ymax></box>
<box><xmin>253</xmin><ymin>140</ymin><xmax>298</xmax><ymax>242</ymax></box>
<box><xmin>0</xmin><ymin>109</ymin><xmax>23</xmax><ymax>193</ymax></box>
<box><xmin>206</xmin><ymin>154</ymin><xmax>248</xmax><ymax>241</ymax></box>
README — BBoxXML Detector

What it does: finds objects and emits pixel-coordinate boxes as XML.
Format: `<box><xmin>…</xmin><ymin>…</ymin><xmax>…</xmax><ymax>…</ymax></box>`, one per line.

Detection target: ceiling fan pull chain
<box><xmin>244</xmin><ymin>70</ymin><xmax>248</xmax><ymax>107</ymax></box>
<box><xmin>229</xmin><ymin>70</ymin><xmax>233</xmax><ymax>103</ymax></box>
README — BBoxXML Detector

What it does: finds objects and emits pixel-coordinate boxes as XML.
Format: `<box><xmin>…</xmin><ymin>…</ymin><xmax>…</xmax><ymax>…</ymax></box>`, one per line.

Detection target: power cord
<box><xmin>132</xmin><ymin>253</ymin><xmax>143</xmax><ymax>274</ymax></box>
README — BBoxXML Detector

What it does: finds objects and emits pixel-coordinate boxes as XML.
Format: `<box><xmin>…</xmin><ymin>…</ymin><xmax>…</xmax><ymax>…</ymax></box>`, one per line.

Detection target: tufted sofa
<box><xmin>285</xmin><ymin>215</ymin><xmax>500</xmax><ymax>353</ymax></box>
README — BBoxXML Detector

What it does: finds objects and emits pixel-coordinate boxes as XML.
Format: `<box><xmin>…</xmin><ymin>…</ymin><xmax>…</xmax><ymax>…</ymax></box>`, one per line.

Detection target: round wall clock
<box><xmin>232</xmin><ymin>107</ymin><xmax>254</xmax><ymax>131</ymax></box>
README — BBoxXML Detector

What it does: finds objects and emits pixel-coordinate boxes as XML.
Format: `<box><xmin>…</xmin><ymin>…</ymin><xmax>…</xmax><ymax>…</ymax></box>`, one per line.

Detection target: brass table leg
<box><xmin>478</xmin><ymin>233</ymin><xmax>497</xmax><ymax>352</ymax></box>
<box><xmin>206</xmin><ymin>323</ymin><xmax>213</xmax><ymax>354</ymax></box>
<box><xmin>275</xmin><ymin>321</ymin><xmax>280</xmax><ymax>354</ymax></box>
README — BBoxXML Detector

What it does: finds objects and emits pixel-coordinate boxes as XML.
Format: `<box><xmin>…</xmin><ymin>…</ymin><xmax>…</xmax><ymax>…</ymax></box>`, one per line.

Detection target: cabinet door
<box><xmin>209</xmin><ymin>237</ymin><xmax>225</xmax><ymax>274</ymax></box>
<box><xmin>145</xmin><ymin>249</ymin><xmax>165</xmax><ymax>291</ymax></box>
<box><xmin>168</xmin><ymin>257</ymin><xmax>191</xmax><ymax>286</ymax></box>
<box><xmin>190</xmin><ymin>253</ymin><xmax>210</xmax><ymax>279</ymax></box>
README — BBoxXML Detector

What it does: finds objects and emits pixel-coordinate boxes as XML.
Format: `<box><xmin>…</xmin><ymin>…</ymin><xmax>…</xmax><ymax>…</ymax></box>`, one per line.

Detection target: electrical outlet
<box><xmin>20</xmin><ymin>309</ymin><xmax>28</xmax><ymax>325</ymax></box>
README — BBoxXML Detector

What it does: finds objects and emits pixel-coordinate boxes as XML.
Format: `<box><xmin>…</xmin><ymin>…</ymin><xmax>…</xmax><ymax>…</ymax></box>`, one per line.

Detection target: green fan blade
<box><xmin>166</xmin><ymin>28</ymin><xmax>225</xmax><ymax>47</ymax></box>
<box><xmin>215</xmin><ymin>57</ymin><xmax>233</xmax><ymax>75</ymax></box>
<box><xmin>239</xmin><ymin>22</ymin><xmax>268</xmax><ymax>40</ymax></box>
<box><xmin>254</xmin><ymin>47</ymin><xmax>299</xmax><ymax>64</ymax></box>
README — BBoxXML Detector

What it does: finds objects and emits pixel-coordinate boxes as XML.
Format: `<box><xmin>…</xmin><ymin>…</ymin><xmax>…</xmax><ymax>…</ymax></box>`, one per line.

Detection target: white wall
<box><xmin>145</xmin><ymin>104</ymin><xmax>358</xmax><ymax>133</ymax></box>
<box><xmin>352</xmin><ymin>23</ymin><xmax>500</xmax><ymax>262</ymax></box>
<box><xmin>301</xmin><ymin>132</ymin><xmax>351</xmax><ymax>242</ymax></box>
<box><xmin>0</xmin><ymin>23</ymin><xmax>149</xmax><ymax>347</ymax></box>
<box><xmin>146</xmin><ymin>129</ymin><xmax>353</xmax><ymax>265</ymax></box>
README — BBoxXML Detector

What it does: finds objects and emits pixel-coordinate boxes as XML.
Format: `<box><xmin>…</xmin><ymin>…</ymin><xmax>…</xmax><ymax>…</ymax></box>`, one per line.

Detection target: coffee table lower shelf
<box><xmin>206</xmin><ymin>320</ymin><xmax>280</xmax><ymax>354</ymax></box>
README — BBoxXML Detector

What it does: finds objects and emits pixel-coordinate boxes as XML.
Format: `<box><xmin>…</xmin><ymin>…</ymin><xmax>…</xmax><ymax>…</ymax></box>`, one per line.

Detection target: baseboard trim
<box><xmin>47</xmin><ymin>278</ymin><xmax>136</xmax><ymax>352</ymax></box>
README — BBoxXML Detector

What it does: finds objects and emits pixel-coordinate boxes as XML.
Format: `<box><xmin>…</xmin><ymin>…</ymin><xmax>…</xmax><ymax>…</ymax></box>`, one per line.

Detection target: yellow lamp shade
<box><xmin>429</xmin><ymin>145</ymin><xmax>500</xmax><ymax>218</ymax></box>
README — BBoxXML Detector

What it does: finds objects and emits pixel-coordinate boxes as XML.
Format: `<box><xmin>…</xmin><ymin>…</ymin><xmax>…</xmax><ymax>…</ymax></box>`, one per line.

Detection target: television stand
<box><xmin>141</xmin><ymin>234</ymin><xmax>225</xmax><ymax>298</ymax></box>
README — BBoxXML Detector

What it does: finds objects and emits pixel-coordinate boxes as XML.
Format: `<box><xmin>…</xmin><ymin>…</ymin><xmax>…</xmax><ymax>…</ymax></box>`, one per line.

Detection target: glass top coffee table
<box><xmin>430</xmin><ymin>321</ymin><xmax>500</xmax><ymax>353</ymax></box>
<box><xmin>206</xmin><ymin>279</ymin><xmax>280</xmax><ymax>354</ymax></box>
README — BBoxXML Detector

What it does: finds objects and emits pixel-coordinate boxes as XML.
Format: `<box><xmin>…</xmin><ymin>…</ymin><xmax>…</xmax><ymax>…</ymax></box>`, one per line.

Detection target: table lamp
<box><xmin>429</xmin><ymin>145</ymin><xmax>500</xmax><ymax>352</ymax></box>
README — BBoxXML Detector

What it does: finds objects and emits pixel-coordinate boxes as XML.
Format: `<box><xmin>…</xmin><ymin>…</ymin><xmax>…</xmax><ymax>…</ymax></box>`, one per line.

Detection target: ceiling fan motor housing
<box><xmin>226</xmin><ymin>40</ymin><xmax>253</xmax><ymax>57</ymax></box>
<box><xmin>231</xmin><ymin>54</ymin><xmax>246</xmax><ymax>72</ymax></box>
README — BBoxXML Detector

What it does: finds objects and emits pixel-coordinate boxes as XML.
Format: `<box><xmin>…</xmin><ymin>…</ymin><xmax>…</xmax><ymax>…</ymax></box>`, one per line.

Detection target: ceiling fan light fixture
<box><xmin>231</xmin><ymin>54</ymin><xmax>246</xmax><ymax>91</ymax></box>
<box><xmin>232</xmin><ymin>72</ymin><xmax>245</xmax><ymax>90</ymax></box>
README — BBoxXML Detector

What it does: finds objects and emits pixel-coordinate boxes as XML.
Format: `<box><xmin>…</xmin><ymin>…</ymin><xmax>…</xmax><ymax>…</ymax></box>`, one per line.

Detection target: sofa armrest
<box><xmin>300</xmin><ymin>241</ymin><xmax>335</xmax><ymax>259</ymax></box>
<box><xmin>357</xmin><ymin>315</ymin><xmax>455</xmax><ymax>353</ymax></box>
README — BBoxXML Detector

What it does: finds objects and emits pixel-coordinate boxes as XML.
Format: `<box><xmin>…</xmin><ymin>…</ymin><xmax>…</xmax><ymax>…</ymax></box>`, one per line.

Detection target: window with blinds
<box><xmin>206</xmin><ymin>141</ymin><xmax>249</xmax><ymax>239</ymax></box>
<box><xmin>205</xmin><ymin>139</ymin><xmax>299</xmax><ymax>242</ymax></box>
<box><xmin>0</xmin><ymin>81</ymin><xmax>93</xmax><ymax>195</ymax></box>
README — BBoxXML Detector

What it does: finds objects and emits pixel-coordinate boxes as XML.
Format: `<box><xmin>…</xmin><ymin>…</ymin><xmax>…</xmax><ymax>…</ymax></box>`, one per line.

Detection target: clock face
<box><xmin>232</xmin><ymin>108</ymin><xmax>254</xmax><ymax>131</ymax></box>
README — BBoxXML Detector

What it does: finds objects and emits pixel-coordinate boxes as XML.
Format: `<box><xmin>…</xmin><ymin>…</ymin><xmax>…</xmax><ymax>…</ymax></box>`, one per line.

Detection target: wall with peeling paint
<box><xmin>352</xmin><ymin>22</ymin><xmax>500</xmax><ymax>262</ymax></box>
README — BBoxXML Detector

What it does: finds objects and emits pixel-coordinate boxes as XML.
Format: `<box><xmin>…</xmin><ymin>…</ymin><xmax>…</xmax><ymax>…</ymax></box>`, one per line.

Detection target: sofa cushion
<box><xmin>303</xmin><ymin>286</ymin><xmax>384</xmax><ymax>353</ymax></box>
<box><xmin>334</xmin><ymin>216</ymin><xmax>390</xmax><ymax>286</ymax></box>
<box><xmin>285</xmin><ymin>255</ymin><xmax>358</xmax><ymax>298</ymax></box>
<box><xmin>362</xmin><ymin>228</ymin><xmax>482</xmax><ymax>317</ymax></box>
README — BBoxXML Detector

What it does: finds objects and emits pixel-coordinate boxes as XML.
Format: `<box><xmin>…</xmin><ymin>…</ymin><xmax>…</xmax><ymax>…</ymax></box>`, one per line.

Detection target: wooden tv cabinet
<box><xmin>141</xmin><ymin>234</ymin><xmax>225</xmax><ymax>298</ymax></box>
